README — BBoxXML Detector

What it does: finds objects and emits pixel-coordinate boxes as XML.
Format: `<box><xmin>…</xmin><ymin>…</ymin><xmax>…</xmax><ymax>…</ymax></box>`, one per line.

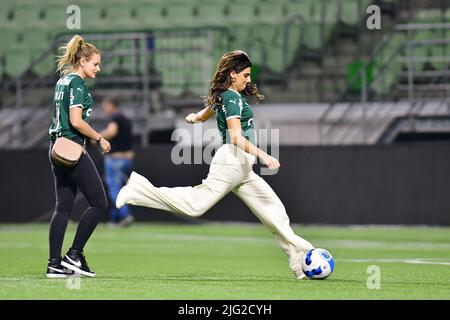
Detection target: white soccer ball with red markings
<box><xmin>302</xmin><ymin>248</ymin><xmax>335</xmax><ymax>279</ymax></box>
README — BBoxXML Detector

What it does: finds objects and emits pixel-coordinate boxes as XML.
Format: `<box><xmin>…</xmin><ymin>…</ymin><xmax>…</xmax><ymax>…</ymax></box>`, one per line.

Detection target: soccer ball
<box><xmin>302</xmin><ymin>248</ymin><xmax>335</xmax><ymax>279</ymax></box>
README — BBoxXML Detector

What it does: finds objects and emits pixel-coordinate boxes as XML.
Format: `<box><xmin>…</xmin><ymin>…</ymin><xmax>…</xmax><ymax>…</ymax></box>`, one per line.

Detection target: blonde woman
<box><xmin>116</xmin><ymin>51</ymin><xmax>314</xmax><ymax>279</ymax></box>
<box><xmin>47</xmin><ymin>35</ymin><xmax>110</xmax><ymax>278</ymax></box>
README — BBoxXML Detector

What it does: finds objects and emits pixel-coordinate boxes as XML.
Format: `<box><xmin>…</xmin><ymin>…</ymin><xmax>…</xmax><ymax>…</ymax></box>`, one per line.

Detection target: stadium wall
<box><xmin>1</xmin><ymin>142</ymin><xmax>449</xmax><ymax>225</ymax></box>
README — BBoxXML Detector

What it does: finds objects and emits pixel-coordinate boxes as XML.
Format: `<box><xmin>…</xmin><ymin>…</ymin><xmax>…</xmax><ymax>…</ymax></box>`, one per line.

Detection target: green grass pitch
<box><xmin>0</xmin><ymin>222</ymin><xmax>449</xmax><ymax>299</ymax></box>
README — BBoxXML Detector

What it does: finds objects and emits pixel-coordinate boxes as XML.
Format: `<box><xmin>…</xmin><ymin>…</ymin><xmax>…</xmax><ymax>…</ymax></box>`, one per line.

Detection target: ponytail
<box><xmin>56</xmin><ymin>35</ymin><xmax>100</xmax><ymax>76</ymax></box>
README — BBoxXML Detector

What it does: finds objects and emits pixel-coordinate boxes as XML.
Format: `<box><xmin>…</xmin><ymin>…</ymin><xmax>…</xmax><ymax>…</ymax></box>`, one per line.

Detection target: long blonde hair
<box><xmin>204</xmin><ymin>50</ymin><xmax>264</xmax><ymax>110</ymax></box>
<box><xmin>56</xmin><ymin>35</ymin><xmax>100</xmax><ymax>76</ymax></box>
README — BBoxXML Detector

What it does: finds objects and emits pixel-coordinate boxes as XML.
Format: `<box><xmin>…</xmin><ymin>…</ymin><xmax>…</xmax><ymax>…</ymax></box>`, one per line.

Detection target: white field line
<box><xmin>340</xmin><ymin>258</ymin><xmax>450</xmax><ymax>266</ymax></box>
<box><xmin>1</xmin><ymin>232</ymin><xmax>450</xmax><ymax>250</ymax></box>
<box><xmin>111</xmin><ymin>233</ymin><xmax>450</xmax><ymax>250</ymax></box>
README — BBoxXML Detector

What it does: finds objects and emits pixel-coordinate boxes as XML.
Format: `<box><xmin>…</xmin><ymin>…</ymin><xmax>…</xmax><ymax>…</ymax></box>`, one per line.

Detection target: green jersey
<box><xmin>49</xmin><ymin>73</ymin><xmax>93</xmax><ymax>140</ymax></box>
<box><xmin>216</xmin><ymin>88</ymin><xmax>255</xmax><ymax>145</ymax></box>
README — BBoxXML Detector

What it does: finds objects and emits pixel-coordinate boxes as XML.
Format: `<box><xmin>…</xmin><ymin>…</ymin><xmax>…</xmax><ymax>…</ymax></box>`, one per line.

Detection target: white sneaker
<box><xmin>116</xmin><ymin>185</ymin><xmax>129</xmax><ymax>209</ymax></box>
<box><xmin>292</xmin><ymin>267</ymin><xmax>307</xmax><ymax>280</ymax></box>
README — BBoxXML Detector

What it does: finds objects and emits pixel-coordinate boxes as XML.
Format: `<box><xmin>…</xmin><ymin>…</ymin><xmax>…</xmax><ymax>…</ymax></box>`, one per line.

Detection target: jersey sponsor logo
<box><xmin>229</xmin><ymin>99</ymin><xmax>237</xmax><ymax>105</ymax></box>
<box><xmin>77</xmin><ymin>88</ymin><xmax>83</xmax><ymax>92</ymax></box>
<box><xmin>238</xmin><ymin>99</ymin><xmax>243</xmax><ymax>115</ymax></box>
<box><xmin>70</xmin><ymin>88</ymin><xmax>75</xmax><ymax>105</ymax></box>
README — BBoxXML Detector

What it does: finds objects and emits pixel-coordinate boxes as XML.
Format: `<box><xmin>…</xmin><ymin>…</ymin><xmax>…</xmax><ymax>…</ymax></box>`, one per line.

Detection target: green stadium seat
<box><xmin>429</xmin><ymin>30</ymin><xmax>448</xmax><ymax>70</ymax></box>
<box><xmin>165</xmin><ymin>1</ymin><xmax>196</xmax><ymax>29</ymax></box>
<box><xmin>32</xmin><ymin>52</ymin><xmax>56</xmax><ymax>77</ymax></box>
<box><xmin>41</xmin><ymin>4</ymin><xmax>78</xmax><ymax>36</ymax></box>
<box><xmin>285</xmin><ymin>1</ymin><xmax>312</xmax><ymax>21</ymax></box>
<box><xmin>340</xmin><ymin>0</ymin><xmax>361</xmax><ymax>26</ymax></box>
<box><xmin>184</xmin><ymin>51</ymin><xmax>208</xmax><ymax>96</ymax></box>
<box><xmin>226</xmin><ymin>2</ymin><xmax>257</xmax><ymax>26</ymax></box>
<box><xmin>414</xmin><ymin>9</ymin><xmax>446</xmax><ymax>22</ymax></box>
<box><xmin>195</xmin><ymin>1</ymin><xmax>227</xmax><ymax>28</ymax></box>
<box><xmin>285</xmin><ymin>1</ymin><xmax>326</xmax><ymax>50</ymax></box>
<box><xmin>257</xmin><ymin>1</ymin><xmax>286</xmax><ymax>25</ymax></box>
<box><xmin>153</xmin><ymin>43</ymin><xmax>187</xmax><ymax>96</ymax></box>
<box><xmin>224</xmin><ymin>2</ymin><xmax>256</xmax><ymax>48</ymax></box>
<box><xmin>409</xmin><ymin>30</ymin><xmax>433</xmax><ymax>71</ymax></box>
<box><xmin>0</xmin><ymin>27</ymin><xmax>20</xmax><ymax>56</ymax></box>
<box><xmin>371</xmin><ymin>33</ymin><xmax>405</xmax><ymax>95</ymax></box>
<box><xmin>78</xmin><ymin>4</ymin><xmax>108</xmax><ymax>33</ymax></box>
<box><xmin>0</xmin><ymin>54</ymin><xmax>3</xmax><ymax>79</ymax></box>
<box><xmin>105</xmin><ymin>3</ymin><xmax>138</xmax><ymax>32</ymax></box>
<box><xmin>11</xmin><ymin>3</ymin><xmax>44</xmax><ymax>28</ymax></box>
<box><xmin>0</xmin><ymin>2</ymin><xmax>14</xmax><ymax>28</ymax></box>
<box><xmin>4</xmin><ymin>47</ymin><xmax>34</xmax><ymax>78</ymax></box>
<box><xmin>135</xmin><ymin>3</ymin><xmax>167</xmax><ymax>31</ymax></box>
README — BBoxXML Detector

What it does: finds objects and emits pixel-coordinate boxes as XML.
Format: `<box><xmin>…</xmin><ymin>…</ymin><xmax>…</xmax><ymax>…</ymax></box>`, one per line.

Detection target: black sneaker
<box><xmin>61</xmin><ymin>248</ymin><xmax>96</xmax><ymax>277</ymax></box>
<box><xmin>46</xmin><ymin>257</ymin><xmax>74</xmax><ymax>278</ymax></box>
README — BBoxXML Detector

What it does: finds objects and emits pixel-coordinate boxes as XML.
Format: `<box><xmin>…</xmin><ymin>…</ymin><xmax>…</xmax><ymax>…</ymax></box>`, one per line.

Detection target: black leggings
<box><xmin>48</xmin><ymin>141</ymin><xmax>107</xmax><ymax>259</ymax></box>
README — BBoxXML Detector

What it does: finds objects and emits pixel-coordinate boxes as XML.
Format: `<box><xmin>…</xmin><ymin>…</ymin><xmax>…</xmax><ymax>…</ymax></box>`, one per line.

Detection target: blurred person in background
<box><xmin>47</xmin><ymin>35</ymin><xmax>110</xmax><ymax>278</ymax></box>
<box><xmin>99</xmin><ymin>96</ymin><xmax>134</xmax><ymax>227</ymax></box>
<box><xmin>115</xmin><ymin>50</ymin><xmax>314</xmax><ymax>280</ymax></box>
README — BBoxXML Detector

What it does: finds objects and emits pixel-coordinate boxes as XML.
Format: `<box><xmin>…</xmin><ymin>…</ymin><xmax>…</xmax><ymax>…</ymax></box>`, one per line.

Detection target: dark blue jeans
<box><xmin>104</xmin><ymin>156</ymin><xmax>133</xmax><ymax>222</ymax></box>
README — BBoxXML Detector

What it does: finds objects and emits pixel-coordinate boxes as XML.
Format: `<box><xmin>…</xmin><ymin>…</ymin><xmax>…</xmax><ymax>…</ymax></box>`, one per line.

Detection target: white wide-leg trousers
<box><xmin>121</xmin><ymin>144</ymin><xmax>313</xmax><ymax>275</ymax></box>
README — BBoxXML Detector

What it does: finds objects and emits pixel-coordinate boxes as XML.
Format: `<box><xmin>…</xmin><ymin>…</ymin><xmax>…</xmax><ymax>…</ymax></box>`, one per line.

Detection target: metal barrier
<box><xmin>319</xmin><ymin>22</ymin><xmax>450</xmax><ymax>145</ymax></box>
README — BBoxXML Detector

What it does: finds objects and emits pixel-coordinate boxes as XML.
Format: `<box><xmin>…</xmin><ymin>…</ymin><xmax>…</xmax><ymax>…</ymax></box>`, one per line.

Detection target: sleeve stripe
<box><xmin>69</xmin><ymin>104</ymin><xmax>83</xmax><ymax>109</ymax></box>
<box><xmin>226</xmin><ymin>115</ymin><xmax>241</xmax><ymax>120</ymax></box>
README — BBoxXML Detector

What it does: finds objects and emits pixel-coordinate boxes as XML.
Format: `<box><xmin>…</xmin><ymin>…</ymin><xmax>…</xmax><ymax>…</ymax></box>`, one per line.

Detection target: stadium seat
<box><xmin>340</xmin><ymin>0</ymin><xmax>361</xmax><ymax>26</ymax></box>
<box><xmin>78</xmin><ymin>4</ymin><xmax>108</xmax><ymax>32</ymax></box>
<box><xmin>414</xmin><ymin>9</ymin><xmax>446</xmax><ymax>22</ymax></box>
<box><xmin>104</xmin><ymin>3</ymin><xmax>138</xmax><ymax>32</ymax></box>
<box><xmin>0</xmin><ymin>27</ymin><xmax>20</xmax><ymax>56</ymax></box>
<box><xmin>224</xmin><ymin>2</ymin><xmax>257</xmax><ymax>49</ymax></box>
<box><xmin>153</xmin><ymin>42</ymin><xmax>188</xmax><ymax>96</ymax></box>
<box><xmin>4</xmin><ymin>48</ymin><xmax>34</xmax><ymax>78</ymax></box>
<box><xmin>371</xmin><ymin>33</ymin><xmax>405</xmax><ymax>95</ymax></box>
<box><xmin>195</xmin><ymin>1</ymin><xmax>227</xmax><ymax>28</ymax></box>
<box><xmin>10</xmin><ymin>2</ymin><xmax>44</xmax><ymax>29</ymax></box>
<box><xmin>285</xmin><ymin>1</ymin><xmax>328</xmax><ymax>50</ymax></box>
<box><xmin>134</xmin><ymin>2</ymin><xmax>167</xmax><ymax>31</ymax></box>
<box><xmin>225</xmin><ymin>2</ymin><xmax>257</xmax><ymax>25</ymax></box>
<box><xmin>40</xmin><ymin>4</ymin><xmax>71</xmax><ymax>35</ymax></box>
<box><xmin>256</xmin><ymin>0</ymin><xmax>286</xmax><ymax>25</ymax></box>
<box><xmin>0</xmin><ymin>2</ymin><xmax>14</xmax><ymax>28</ymax></box>
<box><xmin>429</xmin><ymin>30</ymin><xmax>448</xmax><ymax>70</ymax></box>
<box><xmin>165</xmin><ymin>1</ymin><xmax>196</xmax><ymax>29</ymax></box>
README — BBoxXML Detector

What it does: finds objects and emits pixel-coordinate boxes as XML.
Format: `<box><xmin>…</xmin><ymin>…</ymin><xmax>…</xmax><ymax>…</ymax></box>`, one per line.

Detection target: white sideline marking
<box><xmin>2</xmin><ymin>234</ymin><xmax>449</xmax><ymax>251</ymax></box>
<box><xmin>341</xmin><ymin>258</ymin><xmax>450</xmax><ymax>266</ymax></box>
<box><xmin>115</xmin><ymin>233</ymin><xmax>450</xmax><ymax>250</ymax></box>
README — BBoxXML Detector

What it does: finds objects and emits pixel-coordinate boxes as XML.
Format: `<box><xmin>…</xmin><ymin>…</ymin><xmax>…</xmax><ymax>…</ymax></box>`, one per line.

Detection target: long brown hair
<box><xmin>205</xmin><ymin>50</ymin><xmax>264</xmax><ymax>110</ymax></box>
<box><xmin>56</xmin><ymin>35</ymin><xmax>100</xmax><ymax>76</ymax></box>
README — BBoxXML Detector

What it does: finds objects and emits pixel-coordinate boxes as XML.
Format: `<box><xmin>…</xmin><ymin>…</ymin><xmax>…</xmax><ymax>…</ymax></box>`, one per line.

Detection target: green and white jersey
<box><xmin>49</xmin><ymin>73</ymin><xmax>93</xmax><ymax>140</ymax></box>
<box><xmin>216</xmin><ymin>88</ymin><xmax>255</xmax><ymax>145</ymax></box>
